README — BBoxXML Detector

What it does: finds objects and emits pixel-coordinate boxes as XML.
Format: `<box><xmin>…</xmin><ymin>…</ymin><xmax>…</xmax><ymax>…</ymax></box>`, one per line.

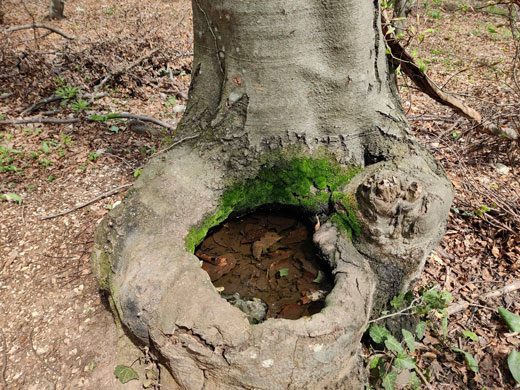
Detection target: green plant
<box><xmin>89</xmin><ymin>153</ymin><xmax>99</xmax><ymax>161</ymax></box>
<box><xmin>55</xmin><ymin>83</ymin><xmax>80</xmax><ymax>100</ymax></box>
<box><xmin>71</xmin><ymin>99</ymin><xmax>91</xmax><ymax>112</ymax></box>
<box><xmin>0</xmin><ymin>193</ymin><xmax>22</xmax><ymax>204</ymax></box>
<box><xmin>133</xmin><ymin>169</ymin><xmax>142</xmax><ymax>178</ymax></box>
<box><xmin>164</xmin><ymin>95</ymin><xmax>177</xmax><ymax>108</ymax></box>
<box><xmin>40</xmin><ymin>158</ymin><xmax>52</xmax><ymax>167</ymax></box>
<box><xmin>428</xmin><ymin>8</ymin><xmax>441</xmax><ymax>19</ymax></box>
<box><xmin>61</xmin><ymin>134</ymin><xmax>72</xmax><ymax>146</ymax></box>
<box><xmin>104</xmin><ymin>7</ymin><xmax>115</xmax><ymax>15</ymax></box>
<box><xmin>367</xmin><ymin>288</ymin><xmax>479</xmax><ymax>389</ymax></box>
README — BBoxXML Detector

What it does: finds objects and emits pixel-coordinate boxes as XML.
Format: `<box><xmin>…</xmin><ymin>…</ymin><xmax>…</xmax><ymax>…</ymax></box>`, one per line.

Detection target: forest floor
<box><xmin>0</xmin><ymin>0</ymin><xmax>519</xmax><ymax>389</ymax></box>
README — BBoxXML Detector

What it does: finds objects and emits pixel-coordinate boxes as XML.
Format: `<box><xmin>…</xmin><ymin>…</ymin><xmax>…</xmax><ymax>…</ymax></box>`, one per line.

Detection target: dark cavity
<box><xmin>195</xmin><ymin>208</ymin><xmax>333</xmax><ymax>324</ymax></box>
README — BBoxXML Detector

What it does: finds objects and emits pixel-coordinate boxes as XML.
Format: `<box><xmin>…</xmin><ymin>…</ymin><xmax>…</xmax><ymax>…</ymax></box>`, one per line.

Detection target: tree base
<box><xmin>92</xmin><ymin>139</ymin><xmax>452</xmax><ymax>389</ymax></box>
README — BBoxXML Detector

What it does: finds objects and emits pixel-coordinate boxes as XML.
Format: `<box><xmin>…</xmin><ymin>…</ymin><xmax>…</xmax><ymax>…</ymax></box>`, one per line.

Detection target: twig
<box><xmin>0</xmin><ymin>111</ymin><xmax>174</xmax><ymax>130</ymax></box>
<box><xmin>368</xmin><ymin>297</ymin><xmax>421</xmax><ymax>323</ymax></box>
<box><xmin>447</xmin><ymin>279</ymin><xmax>520</xmax><ymax>315</ymax></box>
<box><xmin>0</xmin><ymin>331</ymin><xmax>7</xmax><ymax>389</ymax></box>
<box><xmin>148</xmin><ymin>133</ymin><xmax>200</xmax><ymax>160</ymax></box>
<box><xmin>0</xmin><ymin>117</ymin><xmax>80</xmax><ymax>125</ymax></box>
<box><xmin>28</xmin><ymin>330</ymin><xmax>60</xmax><ymax>375</ymax></box>
<box><xmin>3</xmin><ymin>24</ymin><xmax>74</xmax><ymax>40</ymax></box>
<box><xmin>109</xmin><ymin>112</ymin><xmax>176</xmax><ymax>131</ymax></box>
<box><xmin>415</xmin><ymin>365</ymin><xmax>434</xmax><ymax>390</ymax></box>
<box><xmin>40</xmin><ymin>183</ymin><xmax>133</xmax><ymax>220</ymax></box>
<box><xmin>22</xmin><ymin>92</ymin><xmax>107</xmax><ymax>115</ymax></box>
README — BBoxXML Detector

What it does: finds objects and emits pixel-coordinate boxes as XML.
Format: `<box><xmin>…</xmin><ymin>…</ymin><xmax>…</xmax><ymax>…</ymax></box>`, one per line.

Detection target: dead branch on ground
<box><xmin>382</xmin><ymin>12</ymin><xmax>518</xmax><ymax>140</ymax></box>
<box><xmin>0</xmin><ymin>111</ymin><xmax>176</xmax><ymax>131</ymax></box>
<box><xmin>3</xmin><ymin>24</ymin><xmax>74</xmax><ymax>40</ymax></box>
<box><xmin>40</xmin><ymin>183</ymin><xmax>133</xmax><ymax>220</ymax></box>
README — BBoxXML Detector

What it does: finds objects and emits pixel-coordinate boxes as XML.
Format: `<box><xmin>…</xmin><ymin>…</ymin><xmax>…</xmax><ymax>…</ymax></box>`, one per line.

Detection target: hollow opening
<box><xmin>195</xmin><ymin>205</ymin><xmax>334</xmax><ymax>323</ymax></box>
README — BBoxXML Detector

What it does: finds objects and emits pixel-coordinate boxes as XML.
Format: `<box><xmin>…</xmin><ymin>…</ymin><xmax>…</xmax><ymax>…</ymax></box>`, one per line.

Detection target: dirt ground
<box><xmin>0</xmin><ymin>0</ymin><xmax>519</xmax><ymax>389</ymax></box>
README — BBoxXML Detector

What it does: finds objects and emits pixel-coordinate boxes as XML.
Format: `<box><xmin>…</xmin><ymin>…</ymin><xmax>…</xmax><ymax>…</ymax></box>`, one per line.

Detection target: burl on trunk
<box><xmin>92</xmin><ymin>0</ymin><xmax>453</xmax><ymax>389</ymax></box>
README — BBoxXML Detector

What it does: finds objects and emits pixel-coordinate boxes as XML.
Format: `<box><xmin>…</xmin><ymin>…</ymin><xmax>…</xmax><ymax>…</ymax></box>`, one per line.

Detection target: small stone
<box><xmin>495</xmin><ymin>163</ymin><xmax>510</xmax><ymax>175</ymax></box>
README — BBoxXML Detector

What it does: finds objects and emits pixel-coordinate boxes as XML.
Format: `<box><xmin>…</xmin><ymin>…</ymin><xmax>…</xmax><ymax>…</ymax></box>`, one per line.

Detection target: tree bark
<box><xmin>91</xmin><ymin>1</ymin><xmax>453</xmax><ymax>389</ymax></box>
<box><xmin>49</xmin><ymin>0</ymin><xmax>64</xmax><ymax>19</ymax></box>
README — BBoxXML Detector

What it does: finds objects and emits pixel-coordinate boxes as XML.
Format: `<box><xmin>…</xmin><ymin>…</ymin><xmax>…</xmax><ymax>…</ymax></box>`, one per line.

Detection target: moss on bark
<box><xmin>185</xmin><ymin>154</ymin><xmax>362</xmax><ymax>253</ymax></box>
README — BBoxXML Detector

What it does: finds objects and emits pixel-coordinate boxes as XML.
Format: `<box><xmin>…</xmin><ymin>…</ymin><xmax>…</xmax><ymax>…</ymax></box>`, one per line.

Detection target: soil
<box><xmin>195</xmin><ymin>210</ymin><xmax>333</xmax><ymax>322</ymax></box>
<box><xmin>0</xmin><ymin>0</ymin><xmax>519</xmax><ymax>389</ymax></box>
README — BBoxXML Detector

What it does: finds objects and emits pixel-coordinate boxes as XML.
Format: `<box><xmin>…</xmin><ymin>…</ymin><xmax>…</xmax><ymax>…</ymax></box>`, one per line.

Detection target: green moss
<box><xmin>185</xmin><ymin>155</ymin><xmax>362</xmax><ymax>253</ymax></box>
<box><xmin>97</xmin><ymin>251</ymin><xmax>112</xmax><ymax>291</ymax></box>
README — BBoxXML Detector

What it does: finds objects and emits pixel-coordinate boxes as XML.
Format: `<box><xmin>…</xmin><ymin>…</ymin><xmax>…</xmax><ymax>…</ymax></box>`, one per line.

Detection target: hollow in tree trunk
<box><xmin>92</xmin><ymin>0</ymin><xmax>453</xmax><ymax>389</ymax></box>
<box><xmin>49</xmin><ymin>0</ymin><xmax>64</xmax><ymax>19</ymax></box>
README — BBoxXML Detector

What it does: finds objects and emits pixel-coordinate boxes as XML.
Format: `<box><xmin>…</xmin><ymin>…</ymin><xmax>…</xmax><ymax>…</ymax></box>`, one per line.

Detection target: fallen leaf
<box><xmin>252</xmin><ymin>232</ymin><xmax>282</xmax><ymax>260</ymax></box>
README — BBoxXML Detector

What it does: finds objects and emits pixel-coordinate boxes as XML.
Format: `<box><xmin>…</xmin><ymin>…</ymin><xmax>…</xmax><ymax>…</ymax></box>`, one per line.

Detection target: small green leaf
<box><xmin>402</xmin><ymin>329</ymin><xmax>415</xmax><ymax>352</ymax></box>
<box><xmin>134</xmin><ymin>169</ymin><xmax>142</xmax><ymax>178</ymax></box>
<box><xmin>508</xmin><ymin>349</ymin><xmax>520</xmax><ymax>383</ymax></box>
<box><xmin>89</xmin><ymin>361</ymin><xmax>95</xmax><ymax>371</ymax></box>
<box><xmin>384</xmin><ymin>334</ymin><xmax>404</xmax><ymax>353</ymax></box>
<box><xmin>415</xmin><ymin>321</ymin><xmax>426</xmax><ymax>340</ymax></box>
<box><xmin>106</xmin><ymin>113</ymin><xmax>121</xmax><ymax>119</ymax></box>
<box><xmin>451</xmin><ymin>348</ymin><xmax>479</xmax><ymax>373</ymax></box>
<box><xmin>382</xmin><ymin>370</ymin><xmax>398</xmax><ymax>390</ymax></box>
<box><xmin>1</xmin><ymin>193</ymin><xmax>22</xmax><ymax>204</ymax></box>
<box><xmin>390</xmin><ymin>294</ymin><xmax>406</xmax><ymax>310</ymax></box>
<box><xmin>441</xmin><ymin>316</ymin><xmax>448</xmax><ymax>339</ymax></box>
<box><xmin>41</xmin><ymin>142</ymin><xmax>51</xmax><ymax>154</ymax></box>
<box><xmin>89</xmin><ymin>115</ymin><xmax>106</xmax><ymax>121</ymax></box>
<box><xmin>369</xmin><ymin>325</ymin><xmax>391</xmax><ymax>344</ymax></box>
<box><xmin>394</xmin><ymin>353</ymin><xmax>415</xmax><ymax>370</ymax></box>
<box><xmin>462</xmin><ymin>330</ymin><xmax>479</xmax><ymax>342</ymax></box>
<box><xmin>312</xmin><ymin>270</ymin><xmax>324</xmax><ymax>283</ymax></box>
<box><xmin>114</xmin><ymin>365</ymin><xmax>139</xmax><ymax>384</ymax></box>
<box><xmin>109</xmin><ymin>125</ymin><xmax>119</xmax><ymax>133</ymax></box>
<box><xmin>498</xmin><ymin>307</ymin><xmax>520</xmax><ymax>332</ymax></box>
<box><xmin>279</xmin><ymin>268</ymin><xmax>289</xmax><ymax>277</ymax></box>
<box><xmin>369</xmin><ymin>356</ymin><xmax>380</xmax><ymax>369</ymax></box>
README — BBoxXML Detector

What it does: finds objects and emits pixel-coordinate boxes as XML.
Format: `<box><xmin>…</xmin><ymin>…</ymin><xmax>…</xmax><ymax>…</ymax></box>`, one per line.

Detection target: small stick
<box><xmin>0</xmin><ymin>331</ymin><xmax>7</xmax><ymax>389</ymax></box>
<box><xmin>28</xmin><ymin>330</ymin><xmax>60</xmax><ymax>375</ymax></box>
<box><xmin>3</xmin><ymin>24</ymin><xmax>74</xmax><ymax>40</ymax></box>
<box><xmin>40</xmin><ymin>183</ymin><xmax>132</xmax><ymax>220</ymax></box>
<box><xmin>0</xmin><ymin>117</ymin><xmax>80</xmax><ymax>126</ymax></box>
<box><xmin>447</xmin><ymin>279</ymin><xmax>520</xmax><ymax>315</ymax></box>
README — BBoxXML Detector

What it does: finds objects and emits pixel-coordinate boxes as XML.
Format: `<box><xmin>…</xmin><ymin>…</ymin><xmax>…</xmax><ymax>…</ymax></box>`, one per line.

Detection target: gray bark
<box><xmin>49</xmin><ymin>0</ymin><xmax>64</xmax><ymax>19</ymax></box>
<box><xmin>91</xmin><ymin>0</ymin><xmax>453</xmax><ymax>389</ymax></box>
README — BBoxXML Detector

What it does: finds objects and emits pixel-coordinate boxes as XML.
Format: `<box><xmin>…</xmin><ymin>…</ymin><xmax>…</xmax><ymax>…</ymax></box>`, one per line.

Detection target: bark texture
<box><xmin>91</xmin><ymin>0</ymin><xmax>453</xmax><ymax>389</ymax></box>
<box><xmin>49</xmin><ymin>0</ymin><xmax>64</xmax><ymax>19</ymax></box>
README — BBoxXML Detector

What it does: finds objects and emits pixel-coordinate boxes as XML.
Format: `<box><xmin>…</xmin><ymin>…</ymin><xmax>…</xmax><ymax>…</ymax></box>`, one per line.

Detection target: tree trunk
<box><xmin>92</xmin><ymin>1</ymin><xmax>453</xmax><ymax>389</ymax></box>
<box><xmin>49</xmin><ymin>0</ymin><xmax>64</xmax><ymax>19</ymax></box>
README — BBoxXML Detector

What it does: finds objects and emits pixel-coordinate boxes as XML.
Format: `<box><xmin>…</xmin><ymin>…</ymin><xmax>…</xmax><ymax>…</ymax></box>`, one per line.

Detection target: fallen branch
<box><xmin>3</xmin><ymin>24</ymin><xmax>74</xmax><ymax>40</ymax></box>
<box><xmin>0</xmin><ymin>331</ymin><xmax>7</xmax><ymax>390</ymax></box>
<box><xmin>110</xmin><ymin>112</ymin><xmax>176</xmax><ymax>131</ymax></box>
<box><xmin>382</xmin><ymin>13</ymin><xmax>518</xmax><ymax>140</ymax></box>
<box><xmin>0</xmin><ymin>111</ymin><xmax>175</xmax><ymax>130</ymax></box>
<box><xmin>447</xmin><ymin>279</ymin><xmax>520</xmax><ymax>315</ymax></box>
<box><xmin>40</xmin><ymin>183</ymin><xmax>133</xmax><ymax>220</ymax></box>
<box><xmin>0</xmin><ymin>117</ymin><xmax>80</xmax><ymax>125</ymax></box>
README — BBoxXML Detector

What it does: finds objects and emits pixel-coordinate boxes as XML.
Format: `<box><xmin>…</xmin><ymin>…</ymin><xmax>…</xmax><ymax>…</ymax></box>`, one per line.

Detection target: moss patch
<box><xmin>185</xmin><ymin>155</ymin><xmax>362</xmax><ymax>253</ymax></box>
